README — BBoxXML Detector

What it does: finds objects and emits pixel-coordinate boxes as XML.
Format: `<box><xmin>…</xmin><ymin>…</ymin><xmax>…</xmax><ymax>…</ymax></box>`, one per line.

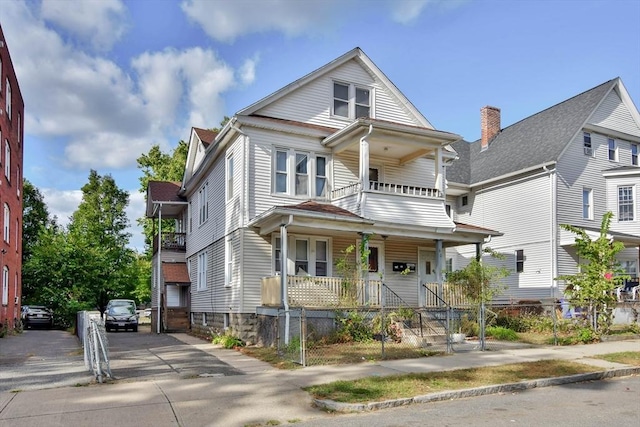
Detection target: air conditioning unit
<box><xmin>584</xmin><ymin>147</ymin><xmax>593</xmax><ymax>156</ymax></box>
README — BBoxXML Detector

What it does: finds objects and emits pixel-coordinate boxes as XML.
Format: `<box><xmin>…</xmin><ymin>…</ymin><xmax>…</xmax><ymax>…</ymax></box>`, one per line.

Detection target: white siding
<box><xmin>589</xmin><ymin>89</ymin><xmax>640</xmax><ymax>137</ymax></box>
<box><xmin>362</xmin><ymin>192</ymin><xmax>453</xmax><ymax>228</ymax></box>
<box><xmin>241</xmin><ymin>229</ymin><xmax>272</xmax><ymax>311</ymax></box>
<box><xmin>256</xmin><ymin>59</ymin><xmax>421</xmax><ymax>128</ymax></box>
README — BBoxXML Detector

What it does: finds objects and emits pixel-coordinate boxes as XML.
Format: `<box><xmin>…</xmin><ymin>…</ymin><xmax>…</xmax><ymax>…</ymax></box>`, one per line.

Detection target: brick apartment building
<box><xmin>0</xmin><ymin>24</ymin><xmax>24</xmax><ymax>331</ymax></box>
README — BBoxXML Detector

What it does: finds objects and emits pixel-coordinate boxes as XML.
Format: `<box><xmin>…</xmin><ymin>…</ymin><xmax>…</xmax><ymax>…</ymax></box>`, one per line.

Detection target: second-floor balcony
<box><xmin>331</xmin><ymin>181</ymin><xmax>442</xmax><ymax>200</ymax></box>
<box><xmin>153</xmin><ymin>232</ymin><xmax>186</xmax><ymax>254</ymax></box>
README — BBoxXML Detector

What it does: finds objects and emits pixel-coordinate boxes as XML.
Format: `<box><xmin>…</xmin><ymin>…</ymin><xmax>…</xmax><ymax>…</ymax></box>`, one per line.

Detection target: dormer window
<box><xmin>332</xmin><ymin>81</ymin><xmax>371</xmax><ymax>119</ymax></box>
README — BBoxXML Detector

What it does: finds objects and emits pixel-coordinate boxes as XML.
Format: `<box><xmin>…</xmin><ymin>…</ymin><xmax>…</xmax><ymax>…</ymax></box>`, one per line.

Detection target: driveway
<box><xmin>0</xmin><ymin>325</ymin><xmax>242</xmax><ymax>392</ymax></box>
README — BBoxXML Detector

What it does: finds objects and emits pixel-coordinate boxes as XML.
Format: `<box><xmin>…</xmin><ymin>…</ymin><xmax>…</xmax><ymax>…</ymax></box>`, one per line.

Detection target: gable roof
<box><xmin>145</xmin><ymin>181</ymin><xmax>186</xmax><ymax>217</ymax></box>
<box><xmin>237</xmin><ymin>47</ymin><xmax>433</xmax><ymax>128</ymax></box>
<box><xmin>162</xmin><ymin>262</ymin><xmax>191</xmax><ymax>284</ymax></box>
<box><xmin>193</xmin><ymin>127</ymin><xmax>218</xmax><ymax>147</ymax></box>
<box><xmin>449</xmin><ymin>78</ymin><xmax>624</xmax><ymax>185</ymax></box>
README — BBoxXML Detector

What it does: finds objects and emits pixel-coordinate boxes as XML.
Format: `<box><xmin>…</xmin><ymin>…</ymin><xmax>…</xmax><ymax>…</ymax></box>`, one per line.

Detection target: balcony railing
<box><xmin>424</xmin><ymin>283</ymin><xmax>470</xmax><ymax>307</ymax></box>
<box><xmin>152</xmin><ymin>232</ymin><xmax>186</xmax><ymax>254</ymax></box>
<box><xmin>331</xmin><ymin>180</ymin><xmax>441</xmax><ymax>200</ymax></box>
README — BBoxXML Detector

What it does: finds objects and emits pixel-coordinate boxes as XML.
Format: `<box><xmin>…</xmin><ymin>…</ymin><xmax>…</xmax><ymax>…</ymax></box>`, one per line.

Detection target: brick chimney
<box><xmin>481</xmin><ymin>106</ymin><xmax>501</xmax><ymax>150</ymax></box>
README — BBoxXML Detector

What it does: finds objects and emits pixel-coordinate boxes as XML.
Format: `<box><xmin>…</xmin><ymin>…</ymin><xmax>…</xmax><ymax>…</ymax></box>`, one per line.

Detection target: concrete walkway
<box><xmin>1</xmin><ymin>336</ymin><xmax>639</xmax><ymax>427</ymax></box>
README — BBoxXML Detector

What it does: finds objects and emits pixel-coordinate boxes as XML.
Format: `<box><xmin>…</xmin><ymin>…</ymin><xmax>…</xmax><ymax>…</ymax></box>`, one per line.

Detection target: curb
<box><xmin>313</xmin><ymin>366</ymin><xmax>640</xmax><ymax>413</ymax></box>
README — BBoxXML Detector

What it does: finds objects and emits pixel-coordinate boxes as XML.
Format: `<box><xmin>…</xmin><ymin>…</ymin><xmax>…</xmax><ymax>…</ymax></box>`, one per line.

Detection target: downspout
<box><xmin>156</xmin><ymin>203</ymin><xmax>162</xmax><ymax>334</ymax></box>
<box><xmin>358</xmin><ymin>124</ymin><xmax>374</xmax><ymax>216</ymax></box>
<box><xmin>281</xmin><ymin>214</ymin><xmax>294</xmax><ymax>345</ymax></box>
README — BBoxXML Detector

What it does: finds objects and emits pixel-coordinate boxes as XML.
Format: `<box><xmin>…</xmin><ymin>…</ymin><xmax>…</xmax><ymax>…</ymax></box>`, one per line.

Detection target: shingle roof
<box><xmin>449</xmin><ymin>79</ymin><xmax>618</xmax><ymax>185</ymax></box>
<box><xmin>148</xmin><ymin>181</ymin><xmax>184</xmax><ymax>203</ymax></box>
<box><xmin>282</xmin><ymin>200</ymin><xmax>363</xmax><ymax>218</ymax></box>
<box><xmin>162</xmin><ymin>262</ymin><xmax>190</xmax><ymax>284</ymax></box>
<box><xmin>193</xmin><ymin>127</ymin><xmax>218</xmax><ymax>147</ymax></box>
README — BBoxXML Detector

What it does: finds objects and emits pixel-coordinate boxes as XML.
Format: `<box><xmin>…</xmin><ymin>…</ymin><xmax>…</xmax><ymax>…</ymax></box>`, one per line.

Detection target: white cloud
<box><xmin>40</xmin><ymin>0</ymin><xmax>128</xmax><ymax>51</ymax></box>
<box><xmin>126</xmin><ymin>190</ymin><xmax>147</xmax><ymax>253</ymax></box>
<box><xmin>390</xmin><ymin>0</ymin><xmax>470</xmax><ymax>24</ymax></box>
<box><xmin>238</xmin><ymin>56</ymin><xmax>259</xmax><ymax>86</ymax></box>
<box><xmin>0</xmin><ymin>2</ymin><xmax>242</xmax><ymax>170</ymax></box>
<box><xmin>41</xmin><ymin>188</ymin><xmax>83</xmax><ymax>226</ymax></box>
<box><xmin>181</xmin><ymin>0</ymin><xmax>342</xmax><ymax>42</ymax></box>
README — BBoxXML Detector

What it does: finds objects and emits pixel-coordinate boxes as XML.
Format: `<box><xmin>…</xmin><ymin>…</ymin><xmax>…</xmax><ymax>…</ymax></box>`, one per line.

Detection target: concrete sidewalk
<box><xmin>1</xmin><ymin>337</ymin><xmax>638</xmax><ymax>427</ymax></box>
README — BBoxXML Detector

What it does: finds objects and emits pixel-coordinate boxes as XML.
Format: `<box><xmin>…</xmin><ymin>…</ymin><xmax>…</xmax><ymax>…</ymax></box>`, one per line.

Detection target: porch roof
<box><xmin>560</xmin><ymin>226</ymin><xmax>640</xmax><ymax>246</ymax></box>
<box><xmin>322</xmin><ymin>118</ymin><xmax>461</xmax><ymax>163</ymax></box>
<box><xmin>162</xmin><ymin>262</ymin><xmax>191</xmax><ymax>284</ymax></box>
<box><xmin>249</xmin><ymin>200</ymin><xmax>374</xmax><ymax>235</ymax></box>
<box><xmin>146</xmin><ymin>181</ymin><xmax>187</xmax><ymax>218</ymax></box>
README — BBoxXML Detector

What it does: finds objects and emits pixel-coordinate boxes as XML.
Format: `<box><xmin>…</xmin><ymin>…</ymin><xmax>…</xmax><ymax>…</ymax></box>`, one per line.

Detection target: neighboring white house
<box><xmin>146</xmin><ymin>48</ymin><xmax>499</xmax><ymax>341</ymax></box>
<box><xmin>447</xmin><ymin>78</ymin><xmax>640</xmax><ymax>303</ymax></box>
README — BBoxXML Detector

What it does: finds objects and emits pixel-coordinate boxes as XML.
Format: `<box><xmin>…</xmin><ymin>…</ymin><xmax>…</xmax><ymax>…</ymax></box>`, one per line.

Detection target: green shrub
<box><xmin>486</xmin><ymin>326</ymin><xmax>519</xmax><ymax>341</ymax></box>
<box><xmin>459</xmin><ymin>314</ymin><xmax>479</xmax><ymax>337</ymax></box>
<box><xmin>212</xmin><ymin>331</ymin><xmax>245</xmax><ymax>348</ymax></box>
<box><xmin>335</xmin><ymin>310</ymin><xmax>373</xmax><ymax>343</ymax></box>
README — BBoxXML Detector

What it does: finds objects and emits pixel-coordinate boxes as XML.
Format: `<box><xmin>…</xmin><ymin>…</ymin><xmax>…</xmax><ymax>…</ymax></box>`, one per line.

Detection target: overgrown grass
<box><xmin>593</xmin><ymin>351</ymin><xmax>640</xmax><ymax>366</ymax></box>
<box><xmin>304</xmin><ymin>360</ymin><xmax>601</xmax><ymax>403</ymax></box>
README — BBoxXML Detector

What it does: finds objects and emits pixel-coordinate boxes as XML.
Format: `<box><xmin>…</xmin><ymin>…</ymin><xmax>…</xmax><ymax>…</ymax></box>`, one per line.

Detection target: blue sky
<box><xmin>1</xmin><ymin>0</ymin><xmax>639</xmax><ymax>251</ymax></box>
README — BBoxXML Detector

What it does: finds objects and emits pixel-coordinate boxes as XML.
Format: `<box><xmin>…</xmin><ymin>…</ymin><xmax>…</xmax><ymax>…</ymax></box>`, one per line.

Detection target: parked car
<box><xmin>21</xmin><ymin>305</ymin><xmax>54</xmax><ymax>329</ymax></box>
<box><xmin>105</xmin><ymin>299</ymin><xmax>138</xmax><ymax>332</ymax></box>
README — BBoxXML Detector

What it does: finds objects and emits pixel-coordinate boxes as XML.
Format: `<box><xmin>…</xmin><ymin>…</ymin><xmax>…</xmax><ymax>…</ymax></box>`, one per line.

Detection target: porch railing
<box><xmin>261</xmin><ymin>275</ymin><xmax>382</xmax><ymax>307</ymax></box>
<box><xmin>152</xmin><ymin>232</ymin><xmax>186</xmax><ymax>254</ymax></box>
<box><xmin>330</xmin><ymin>180</ymin><xmax>441</xmax><ymax>200</ymax></box>
<box><xmin>424</xmin><ymin>282</ymin><xmax>470</xmax><ymax>307</ymax></box>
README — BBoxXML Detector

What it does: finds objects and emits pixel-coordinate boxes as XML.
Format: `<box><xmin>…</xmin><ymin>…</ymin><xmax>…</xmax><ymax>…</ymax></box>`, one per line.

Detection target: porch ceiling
<box><xmin>323</xmin><ymin>118</ymin><xmax>461</xmax><ymax>164</ymax></box>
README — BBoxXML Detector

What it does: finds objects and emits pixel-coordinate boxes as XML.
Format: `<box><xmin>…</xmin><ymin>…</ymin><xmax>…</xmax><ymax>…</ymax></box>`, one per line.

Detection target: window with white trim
<box><xmin>515</xmin><ymin>249</ymin><xmax>525</xmax><ymax>273</ymax></box>
<box><xmin>3</xmin><ymin>204</ymin><xmax>9</xmax><ymax>243</ymax></box>
<box><xmin>226</xmin><ymin>155</ymin><xmax>234</xmax><ymax>200</ymax></box>
<box><xmin>620</xmin><ymin>260</ymin><xmax>637</xmax><ymax>278</ymax></box>
<box><xmin>273</xmin><ymin>235</ymin><xmax>330</xmax><ymax>276</ymax></box>
<box><xmin>198</xmin><ymin>182</ymin><xmax>208</xmax><ymax>225</ymax></box>
<box><xmin>4</xmin><ymin>140</ymin><xmax>9</xmax><ymax>181</ymax></box>
<box><xmin>582</xmin><ymin>188</ymin><xmax>593</xmax><ymax>220</ymax></box>
<box><xmin>295</xmin><ymin>153</ymin><xmax>308</xmax><ymax>196</ymax></box>
<box><xmin>583</xmin><ymin>132</ymin><xmax>592</xmax><ymax>156</ymax></box>
<box><xmin>632</xmin><ymin>144</ymin><xmax>638</xmax><ymax>166</ymax></box>
<box><xmin>315</xmin><ymin>156</ymin><xmax>327</xmax><ymax>197</ymax></box>
<box><xmin>1</xmin><ymin>266</ymin><xmax>7</xmax><ymax>306</ymax></box>
<box><xmin>608</xmin><ymin>138</ymin><xmax>618</xmax><ymax>161</ymax></box>
<box><xmin>197</xmin><ymin>251</ymin><xmax>207</xmax><ymax>290</ymax></box>
<box><xmin>332</xmin><ymin>81</ymin><xmax>371</xmax><ymax>119</ymax></box>
<box><xmin>225</xmin><ymin>238</ymin><xmax>233</xmax><ymax>287</ymax></box>
<box><xmin>618</xmin><ymin>186</ymin><xmax>635</xmax><ymax>222</ymax></box>
<box><xmin>274</xmin><ymin>149</ymin><xmax>329</xmax><ymax>198</ymax></box>
<box><xmin>5</xmin><ymin>79</ymin><xmax>10</xmax><ymax>120</ymax></box>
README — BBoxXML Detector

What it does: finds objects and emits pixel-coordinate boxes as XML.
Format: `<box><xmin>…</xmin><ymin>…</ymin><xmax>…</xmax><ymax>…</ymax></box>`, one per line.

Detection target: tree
<box><xmin>557</xmin><ymin>212</ymin><xmax>627</xmax><ymax>333</ymax></box>
<box><xmin>447</xmin><ymin>248</ymin><xmax>510</xmax><ymax>306</ymax></box>
<box><xmin>67</xmin><ymin>170</ymin><xmax>137</xmax><ymax>316</ymax></box>
<box><xmin>22</xmin><ymin>179</ymin><xmax>52</xmax><ymax>262</ymax></box>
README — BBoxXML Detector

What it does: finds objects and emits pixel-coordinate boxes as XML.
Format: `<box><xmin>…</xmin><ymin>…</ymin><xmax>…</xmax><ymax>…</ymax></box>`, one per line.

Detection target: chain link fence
<box><xmin>271</xmin><ymin>300</ymin><xmax>638</xmax><ymax>366</ymax></box>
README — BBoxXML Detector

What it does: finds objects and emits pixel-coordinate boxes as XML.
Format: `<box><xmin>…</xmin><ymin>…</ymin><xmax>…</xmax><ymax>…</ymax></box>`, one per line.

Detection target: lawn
<box><xmin>304</xmin><ymin>360</ymin><xmax>603</xmax><ymax>403</ymax></box>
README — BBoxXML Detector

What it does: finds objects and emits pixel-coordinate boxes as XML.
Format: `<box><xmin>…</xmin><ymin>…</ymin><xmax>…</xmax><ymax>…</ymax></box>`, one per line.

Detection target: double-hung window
<box><xmin>1</xmin><ymin>266</ymin><xmax>7</xmax><ymax>305</ymax></box>
<box><xmin>4</xmin><ymin>141</ymin><xmax>9</xmax><ymax>182</ymax></box>
<box><xmin>295</xmin><ymin>239</ymin><xmax>309</xmax><ymax>274</ymax></box>
<box><xmin>225</xmin><ymin>238</ymin><xmax>234</xmax><ymax>287</ymax></box>
<box><xmin>3</xmin><ymin>204</ymin><xmax>9</xmax><ymax>243</ymax></box>
<box><xmin>226</xmin><ymin>155</ymin><xmax>234</xmax><ymax>200</ymax></box>
<box><xmin>274</xmin><ymin>149</ymin><xmax>329</xmax><ymax>198</ymax></box>
<box><xmin>198</xmin><ymin>182</ymin><xmax>208</xmax><ymax>225</ymax></box>
<box><xmin>618</xmin><ymin>186</ymin><xmax>635</xmax><ymax>222</ymax></box>
<box><xmin>515</xmin><ymin>250</ymin><xmax>525</xmax><ymax>273</ymax></box>
<box><xmin>5</xmin><ymin>79</ymin><xmax>10</xmax><ymax>120</ymax></box>
<box><xmin>632</xmin><ymin>144</ymin><xmax>638</xmax><ymax>166</ymax></box>
<box><xmin>608</xmin><ymin>138</ymin><xmax>618</xmax><ymax>161</ymax></box>
<box><xmin>273</xmin><ymin>236</ymin><xmax>330</xmax><ymax>276</ymax></box>
<box><xmin>332</xmin><ymin>81</ymin><xmax>371</xmax><ymax>119</ymax></box>
<box><xmin>582</xmin><ymin>188</ymin><xmax>593</xmax><ymax>220</ymax></box>
<box><xmin>583</xmin><ymin>132</ymin><xmax>592</xmax><ymax>156</ymax></box>
<box><xmin>197</xmin><ymin>251</ymin><xmax>207</xmax><ymax>290</ymax></box>
<box><xmin>295</xmin><ymin>153</ymin><xmax>308</xmax><ymax>196</ymax></box>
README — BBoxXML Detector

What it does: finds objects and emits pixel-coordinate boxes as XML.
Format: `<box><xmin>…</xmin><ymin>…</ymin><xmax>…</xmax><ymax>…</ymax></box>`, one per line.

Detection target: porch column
<box><xmin>361</xmin><ymin>233</ymin><xmax>370</xmax><ymax>304</ymax></box>
<box><xmin>359</xmin><ymin>125</ymin><xmax>373</xmax><ymax>189</ymax></box>
<box><xmin>435</xmin><ymin>239</ymin><xmax>444</xmax><ymax>304</ymax></box>
<box><xmin>156</xmin><ymin>204</ymin><xmax>162</xmax><ymax>334</ymax></box>
<box><xmin>475</xmin><ymin>242</ymin><xmax>482</xmax><ymax>261</ymax></box>
<box><xmin>434</xmin><ymin>147</ymin><xmax>444</xmax><ymax>196</ymax></box>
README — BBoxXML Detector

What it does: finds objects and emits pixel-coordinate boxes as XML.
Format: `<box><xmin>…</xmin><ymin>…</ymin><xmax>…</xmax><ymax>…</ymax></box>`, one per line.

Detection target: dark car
<box><xmin>21</xmin><ymin>305</ymin><xmax>54</xmax><ymax>329</ymax></box>
<box><xmin>105</xmin><ymin>299</ymin><xmax>138</xmax><ymax>332</ymax></box>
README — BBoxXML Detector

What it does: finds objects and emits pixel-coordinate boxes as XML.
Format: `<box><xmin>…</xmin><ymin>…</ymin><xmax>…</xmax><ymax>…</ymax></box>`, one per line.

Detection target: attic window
<box><xmin>332</xmin><ymin>81</ymin><xmax>371</xmax><ymax>120</ymax></box>
<box><xmin>461</xmin><ymin>195</ymin><xmax>468</xmax><ymax>207</ymax></box>
<box><xmin>583</xmin><ymin>132</ymin><xmax>593</xmax><ymax>156</ymax></box>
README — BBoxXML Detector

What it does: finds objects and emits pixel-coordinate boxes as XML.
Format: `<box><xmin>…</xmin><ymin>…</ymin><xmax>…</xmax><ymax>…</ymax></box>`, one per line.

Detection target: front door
<box><xmin>418</xmin><ymin>249</ymin><xmax>437</xmax><ymax>306</ymax></box>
